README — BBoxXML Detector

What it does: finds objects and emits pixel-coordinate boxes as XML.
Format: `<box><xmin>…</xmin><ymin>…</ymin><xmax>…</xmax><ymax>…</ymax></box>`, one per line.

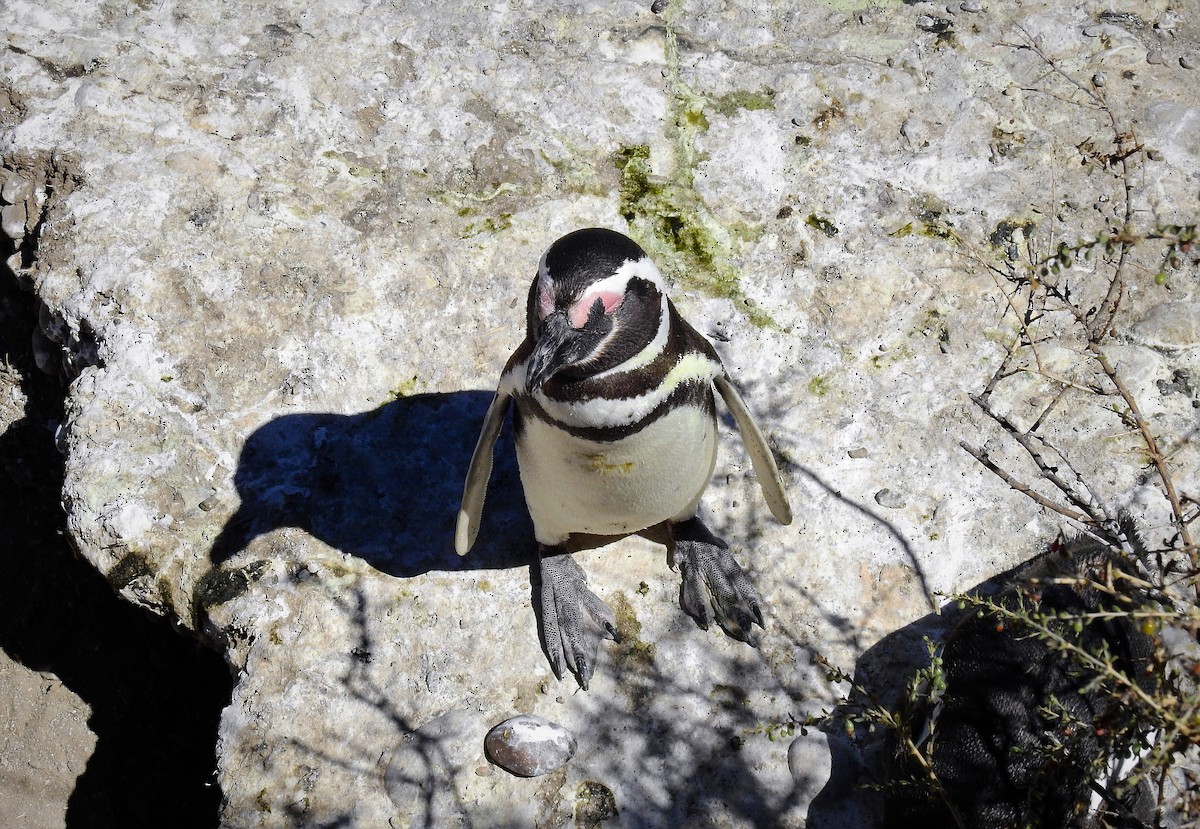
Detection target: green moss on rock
<box><xmin>612</xmin><ymin>144</ymin><xmax>775</xmax><ymax>328</ymax></box>
<box><xmin>107</xmin><ymin>550</ymin><xmax>154</xmax><ymax>591</ymax></box>
<box><xmin>196</xmin><ymin>560</ymin><xmax>271</xmax><ymax>611</ymax></box>
<box><xmin>575</xmin><ymin>780</ymin><xmax>618</xmax><ymax>827</ymax></box>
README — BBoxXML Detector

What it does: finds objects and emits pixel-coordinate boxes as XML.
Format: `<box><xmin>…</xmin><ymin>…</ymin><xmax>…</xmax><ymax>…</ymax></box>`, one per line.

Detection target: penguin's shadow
<box><xmin>209</xmin><ymin>391</ymin><xmax>532</xmax><ymax>576</ymax></box>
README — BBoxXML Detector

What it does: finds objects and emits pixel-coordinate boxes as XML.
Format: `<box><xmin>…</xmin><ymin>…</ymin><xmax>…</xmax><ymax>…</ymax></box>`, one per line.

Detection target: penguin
<box><xmin>456</xmin><ymin>227</ymin><xmax>792</xmax><ymax>689</ymax></box>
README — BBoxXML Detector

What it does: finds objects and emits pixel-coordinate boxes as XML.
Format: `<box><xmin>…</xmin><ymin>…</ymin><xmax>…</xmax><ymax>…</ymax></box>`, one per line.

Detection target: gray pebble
<box><xmin>874</xmin><ymin>488</ymin><xmax>906</xmax><ymax>509</ymax></box>
<box><xmin>847</xmin><ymin>447</ymin><xmax>869</xmax><ymax>459</ymax></box>
<box><xmin>1181</xmin><ymin>55</ymin><xmax>1195</xmax><ymax>70</ymax></box>
<box><xmin>960</xmin><ymin>0</ymin><xmax>981</xmax><ymax>11</ymax></box>
<box><xmin>916</xmin><ymin>15</ymin><xmax>951</xmax><ymax>33</ymax></box>
<box><xmin>1</xmin><ymin>172</ymin><xmax>33</xmax><ymax>205</ymax></box>
<box><xmin>1091</xmin><ymin>72</ymin><xmax>1106</xmax><ymax>87</ymax></box>
<box><xmin>485</xmin><ymin>714</ymin><xmax>577</xmax><ymax>777</ymax></box>
<box><xmin>1147</xmin><ymin>49</ymin><xmax>1167</xmax><ymax>66</ymax></box>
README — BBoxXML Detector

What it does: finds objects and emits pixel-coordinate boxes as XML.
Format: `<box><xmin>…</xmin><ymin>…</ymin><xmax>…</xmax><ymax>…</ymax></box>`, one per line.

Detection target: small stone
<box><xmin>1</xmin><ymin>172</ymin><xmax>33</xmax><ymax>205</ymax></box>
<box><xmin>916</xmin><ymin>15</ymin><xmax>951</xmax><ymax>33</ymax></box>
<box><xmin>1146</xmin><ymin>50</ymin><xmax>1167</xmax><ymax>65</ymax></box>
<box><xmin>874</xmin><ymin>488</ymin><xmax>906</xmax><ymax>509</ymax></box>
<box><xmin>959</xmin><ymin>0</ymin><xmax>981</xmax><ymax>11</ymax></box>
<box><xmin>1181</xmin><ymin>55</ymin><xmax>1195</xmax><ymax>70</ymax></box>
<box><xmin>847</xmin><ymin>447</ymin><xmax>869</xmax><ymax>459</ymax></box>
<box><xmin>485</xmin><ymin>714</ymin><xmax>577</xmax><ymax>777</ymax></box>
<box><xmin>650</xmin><ymin>0</ymin><xmax>668</xmax><ymax>13</ymax></box>
<box><xmin>1091</xmin><ymin>72</ymin><xmax>1106</xmax><ymax>87</ymax></box>
<box><xmin>1</xmin><ymin>202</ymin><xmax>27</xmax><ymax>240</ymax></box>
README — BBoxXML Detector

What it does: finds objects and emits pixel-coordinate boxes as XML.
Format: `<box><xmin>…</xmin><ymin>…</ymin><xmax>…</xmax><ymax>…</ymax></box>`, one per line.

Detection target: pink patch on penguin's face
<box><xmin>536</xmin><ymin>282</ymin><xmax>555</xmax><ymax>321</ymax></box>
<box><xmin>568</xmin><ymin>289</ymin><xmax>624</xmax><ymax>328</ymax></box>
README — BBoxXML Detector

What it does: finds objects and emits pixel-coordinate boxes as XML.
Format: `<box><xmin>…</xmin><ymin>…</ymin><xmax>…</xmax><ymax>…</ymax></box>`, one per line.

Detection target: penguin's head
<box><xmin>524</xmin><ymin>228</ymin><xmax>667</xmax><ymax>391</ymax></box>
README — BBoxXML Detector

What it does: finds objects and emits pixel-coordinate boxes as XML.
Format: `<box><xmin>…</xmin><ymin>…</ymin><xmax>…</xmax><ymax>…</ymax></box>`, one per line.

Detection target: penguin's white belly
<box><xmin>516</xmin><ymin>405</ymin><xmax>717</xmax><ymax>544</ymax></box>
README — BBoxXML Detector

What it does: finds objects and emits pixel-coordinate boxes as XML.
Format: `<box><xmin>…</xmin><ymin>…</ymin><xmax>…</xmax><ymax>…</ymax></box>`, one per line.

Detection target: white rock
<box><xmin>1</xmin><ymin>202</ymin><xmax>26</xmax><ymax>239</ymax></box>
<box><xmin>484</xmin><ymin>714</ymin><xmax>577</xmax><ymax>778</ymax></box>
<box><xmin>1133</xmin><ymin>301</ymin><xmax>1200</xmax><ymax>349</ymax></box>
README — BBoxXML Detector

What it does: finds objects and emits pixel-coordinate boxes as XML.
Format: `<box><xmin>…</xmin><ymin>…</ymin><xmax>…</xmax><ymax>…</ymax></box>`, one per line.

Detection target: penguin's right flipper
<box><xmin>713</xmin><ymin>374</ymin><xmax>792</xmax><ymax>526</ymax></box>
<box><xmin>537</xmin><ymin>549</ymin><xmax>619</xmax><ymax>690</ymax></box>
<box><xmin>455</xmin><ymin>390</ymin><xmax>512</xmax><ymax>556</ymax></box>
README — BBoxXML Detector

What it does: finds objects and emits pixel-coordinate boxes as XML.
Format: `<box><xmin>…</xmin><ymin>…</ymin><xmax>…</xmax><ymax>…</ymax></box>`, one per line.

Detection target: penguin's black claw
<box><xmin>536</xmin><ymin>549</ymin><xmax>617</xmax><ymax>690</ymax></box>
<box><xmin>672</xmin><ymin>519</ymin><xmax>765</xmax><ymax>646</ymax></box>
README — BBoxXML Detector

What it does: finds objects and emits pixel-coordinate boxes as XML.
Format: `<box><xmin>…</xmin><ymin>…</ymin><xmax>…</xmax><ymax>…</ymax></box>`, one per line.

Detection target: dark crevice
<box><xmin>0</xmin><ymin>210</ymin><xmax>233</xmax><ymax>828</ymax></box>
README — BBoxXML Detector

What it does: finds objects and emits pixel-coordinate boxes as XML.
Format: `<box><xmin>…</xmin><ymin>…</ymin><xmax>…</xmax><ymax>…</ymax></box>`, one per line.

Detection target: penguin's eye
<box><xmin>568</xmin><ymin>289</ymin><xmax>623</xmax><ymax>328</ymax></box>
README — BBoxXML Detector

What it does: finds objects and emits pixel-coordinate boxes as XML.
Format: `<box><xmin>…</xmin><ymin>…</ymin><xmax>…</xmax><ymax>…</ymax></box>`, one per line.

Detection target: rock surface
<box><xmin>3</xmin><ymin>0</ymin><xmax>1198</xmax><ymax>827</ymax></box>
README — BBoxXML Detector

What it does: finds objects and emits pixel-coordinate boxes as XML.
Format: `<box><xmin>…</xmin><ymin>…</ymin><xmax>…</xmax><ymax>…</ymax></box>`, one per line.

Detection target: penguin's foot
<box><xmin>535</xmin><ymin>547</ymin><xmax>619</xmax><ymax>690</ymax></box>
<box><xmin>671</xmin><ymin>518</ymin><xmax>764</xmax><ymax>646</ymax></box>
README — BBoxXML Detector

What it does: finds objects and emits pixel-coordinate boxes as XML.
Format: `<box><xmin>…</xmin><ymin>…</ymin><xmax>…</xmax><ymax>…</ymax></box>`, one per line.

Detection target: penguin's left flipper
<box><xmin>537</xmin><ymin>548</ymin><xmax>619</xmax><ymax>690</ymax></box>
<box><xmin>714</xmin><ymin>375</ymin><xmax>792</xmax><ymax>526</ymax></box>
<box><xmin>455</xmin><ymin>390</ymin><xmax>512</xmax><ymax>556</ymax></box>
<box><xmin>672</xmin><ymin>516</ymin><xmax>764</xmax><ymax>646</ymax></box>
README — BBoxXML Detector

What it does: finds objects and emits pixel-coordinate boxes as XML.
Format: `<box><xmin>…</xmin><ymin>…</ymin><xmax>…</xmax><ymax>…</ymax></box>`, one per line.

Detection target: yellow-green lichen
<box><xmin>386</xmin><ymin>376</ymin><xmax>421</xmax><ymax>400</ymax></box>
<box><xmin>708</xmin><ymin>89</ymin><xmax>777</xmax><ymax>117</ymax></box>
<box><xmin>539</xmin><ymin>146</ymin><xmax>610</xmax><ymax>197</ymax></box>
<box><xmin>461</xmin><ymin>213</ymin><xmax>512</xmax><ymax>239</ymax></box>
<box><xmin>575</xmin><ymin>780</ymin><xmax>618</xmax><ymax>827</ymax></box>
<box><xmin>806</xmin><ymin>213</ymin><xmax>839</xmax><ymax>238</ymax></box>
<box><xmin>613</xmin><ymin>145</ymin><xmax>774</xmax><ymax>328</ymax></box>
<box><xmin>807</xmin><ymin>375</ymin><xmax>830</xmax><ymax>396</ymax></box>
<box><xmin>608</xmin><ymin>14</ymin><xmax>776</xmax><ymax>328</ymax></box>
<box><xmin>610</xmin><ymin>591</ymin><xmax>655</xmax><ymax>673</ymax></box>
<box><xmin>912</xmin><ymin>194</ymin><xmax>958</xmax><ymax>243</ymax></box>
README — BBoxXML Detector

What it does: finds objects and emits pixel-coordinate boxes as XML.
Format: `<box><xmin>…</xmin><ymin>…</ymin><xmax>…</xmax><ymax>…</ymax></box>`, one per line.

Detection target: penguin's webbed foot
<box><xmin>672</xmin><ymin>518</ymin><xmax>764</xmax><ymax>646</ymax></box>
<box><xmin>536</xmin><ymin>547</ymin><xmax>619</xmax><ymax>690</ymax></box>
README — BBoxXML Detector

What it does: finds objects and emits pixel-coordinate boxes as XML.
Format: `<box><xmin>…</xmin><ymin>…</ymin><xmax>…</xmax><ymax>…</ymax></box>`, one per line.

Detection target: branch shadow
<box><xmin>209</xmin><ymin>391</ymin><xmax>531</xmax><ymax>576</ymax></box>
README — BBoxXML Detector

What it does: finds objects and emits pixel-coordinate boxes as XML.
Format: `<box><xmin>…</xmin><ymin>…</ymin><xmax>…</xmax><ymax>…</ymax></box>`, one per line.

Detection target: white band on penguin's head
<box><xmin>613</xmin><ymin>256</ymin><xmax>666</xmax><ymax>292</ymax></box>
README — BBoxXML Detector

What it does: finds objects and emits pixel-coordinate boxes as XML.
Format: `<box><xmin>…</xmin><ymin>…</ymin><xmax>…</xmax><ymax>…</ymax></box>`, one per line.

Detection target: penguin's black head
<box><xmin>524</xmin><ymin>228</ymin><xmax>667</xmax><ymax>391</ymax></box>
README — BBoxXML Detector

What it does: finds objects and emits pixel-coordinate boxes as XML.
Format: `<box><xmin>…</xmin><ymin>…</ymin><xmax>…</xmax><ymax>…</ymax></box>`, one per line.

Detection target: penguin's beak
<box><xmin>526</xmin><ymin>310</ymin><xmax>576</xmax><ymax>392</ymax></box>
